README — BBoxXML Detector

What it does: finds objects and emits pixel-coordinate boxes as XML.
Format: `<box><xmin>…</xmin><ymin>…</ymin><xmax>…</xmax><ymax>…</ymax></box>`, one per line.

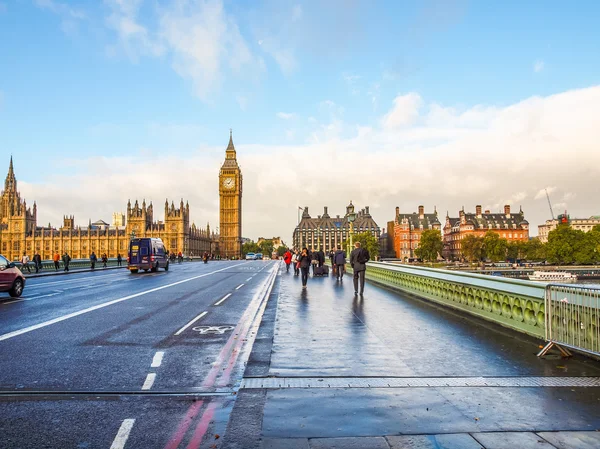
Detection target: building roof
<box><xmin>397</xmin><ymin>212</ymin><xmax>441</xmax><ymax>230</ymax></box>
<box><xmin>296</xmin><ymin>205</ymin><xmax>379</xmax><ymax>232</ymax></box>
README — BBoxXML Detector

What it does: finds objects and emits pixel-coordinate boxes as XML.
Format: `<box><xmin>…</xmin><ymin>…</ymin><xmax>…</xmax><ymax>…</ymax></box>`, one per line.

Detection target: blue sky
<box><xmin>1</xmin><ymin>0</ymin><xmax>600</xmax><ymax>240</ymax></box>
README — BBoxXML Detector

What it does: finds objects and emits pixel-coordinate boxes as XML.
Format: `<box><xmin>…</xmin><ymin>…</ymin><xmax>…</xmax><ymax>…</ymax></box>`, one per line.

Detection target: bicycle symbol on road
<box><xmin>192</xmin><ymin>325</ymin><xmax>235</xmax><ymax>335</ymax></box>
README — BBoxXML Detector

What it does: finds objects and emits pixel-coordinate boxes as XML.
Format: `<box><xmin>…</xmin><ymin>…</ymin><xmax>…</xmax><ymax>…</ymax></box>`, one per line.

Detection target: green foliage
<box><xmin>259</xmin><ymin>240</ymin><xmax>274</xmax><ymax>257</ymax></box>
<box><xmin>414</xmin><ymin>229</ymin><xmax>443</xmax><ymax>262</ymax></box>
<box><xmin>242</xmin><ymin>241</ymin><xmax>260</xmax><ymax>256</ymax></box>
<box><xmin>353</xmin><ymin>232</ymin><xmax>380</xmax><ymax>258</ymax></box>
<box><xmin>546</xmin><ymin>224</ymin><xmax>579</xmax><ymax>265</ymax></box>
<box><xmin>277</xmin><ymin>245</ymin><xmax>288</xmax><ymax>257</ymax></box>
<box><xmin>461</xmin><ymin>235</ymin><xmax>484</xmax><ymax>262</ymax></box>
<box><xmin>482</xmin><ymin>231</ymin><xmax>508</xmax><ymax>261</ymax></box>
<box><xmin>524</xmin><ymin>238</ymin><xmax>546</xmax><ymax>261</ymax></box>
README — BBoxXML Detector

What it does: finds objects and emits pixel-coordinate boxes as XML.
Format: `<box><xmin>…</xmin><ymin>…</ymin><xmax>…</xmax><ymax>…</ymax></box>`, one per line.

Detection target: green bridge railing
<box><xmin>353</xmin><ymin>261</ymin><xmax>547</xmax><ymax>338</ymax></box>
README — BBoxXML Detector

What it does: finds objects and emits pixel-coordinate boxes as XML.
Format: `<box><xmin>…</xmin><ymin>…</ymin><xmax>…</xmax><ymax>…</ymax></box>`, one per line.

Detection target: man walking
<box><xmin>90</xmin><ymin>251</ymin><xmax>97</xmax><ymax>270</ymax></box>
<box><xmin>117</xmin><ymin>253</ymin><xmax>122</xmax><ymax>267</ymax></box>
<box><xmin>53</xmin><ymin>251</ymin><xmax>60</xmax><ymax>271</ymax></box>
<box><xmin>33</xmin><ymin>251</ymin><xmax>42</xmax><ymax>273</ymax></box>
<box><xmin>283</xmin><ymin>248</ymin><xmax>292</xmax><ymax>272</ymax></box>
<box><xmin>62</xmin><ymin>252</ymin><xmax>71</xmax><ymax>271</ymax></box>
<box><xmin>334</xmin><ymin>245</ymin><xmax>346</xmax><ymax>280</ymax></box>
<box><xmin>21</xmin><ymin>252</ymin><xmax>31</xmax><ymax>273</ymax></box>
<box><xmin>350</xmin><ymin>242</ymin><xmax>370</xmax><ymax>295</ymax></box>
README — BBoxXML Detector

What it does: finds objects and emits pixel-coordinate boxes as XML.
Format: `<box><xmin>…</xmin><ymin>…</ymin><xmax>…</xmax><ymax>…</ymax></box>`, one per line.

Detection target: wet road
<box><xmin>0</xmin><ymin>260</ymin><xmax>278</xmax><ymax>449</ymax></box>
<box><xmin>223</xmin><ymin>268</ymin><xmax>600</xmax><ymax>449</ymax></box>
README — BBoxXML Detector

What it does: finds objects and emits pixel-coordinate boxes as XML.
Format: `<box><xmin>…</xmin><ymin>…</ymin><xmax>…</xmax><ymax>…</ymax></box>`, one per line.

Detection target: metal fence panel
<box><xmin>538</xmin><ymin>284</ymin><xmax>600</xmax><ymax>358</ymax></box>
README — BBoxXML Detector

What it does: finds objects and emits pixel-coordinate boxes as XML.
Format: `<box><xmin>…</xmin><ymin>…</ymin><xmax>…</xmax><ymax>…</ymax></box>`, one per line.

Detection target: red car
<box><xmin>0</xmin><ymin>255</ymin><xmax>26</xmax><ymax>298</ymax></box>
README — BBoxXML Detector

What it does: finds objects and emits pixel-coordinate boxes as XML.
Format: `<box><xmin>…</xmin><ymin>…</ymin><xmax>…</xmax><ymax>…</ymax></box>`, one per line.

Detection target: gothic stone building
<box><xmin>293</xmin><ymin>202</ymin><xmax>380</xmax><ymax>253</ymax></box>
<box><xmin>392</xmin><ymin>205</ymin><xmax>442</xmax><ymax>260</ymax></box>
<box><xmin>443</xmin><ymin>205</ymin><xmax>529</xmax><ymax>260</ymax></box>
<box><xmin>0</xmin><ymin>158</ymin><xmax>217</xmax><ymax>261</ymax></box>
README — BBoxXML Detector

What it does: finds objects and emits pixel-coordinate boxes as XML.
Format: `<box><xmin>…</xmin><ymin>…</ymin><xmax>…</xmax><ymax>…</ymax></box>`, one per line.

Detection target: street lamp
<box><xmin>347</xmin><ymin>205</ymin><xmax>356</xmax><ymax>256</ymax></box>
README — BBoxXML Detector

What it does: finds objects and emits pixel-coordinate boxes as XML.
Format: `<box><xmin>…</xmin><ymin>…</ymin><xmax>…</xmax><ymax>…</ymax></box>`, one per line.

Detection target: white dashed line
<box><xmin>141</xmin><ymin>373</ymin><xmax>156</xmax><ymax>390</ymax></box>
<box><xmin>110</xmin><ymin>419</ymin><xmax>136</xmax><ymax>449</ymax></box>
<box><xmin>246</xmin><ymin>277</ymin><xmax>252</xmax><ymax>282</ymax></box>
<box><xmin>174</xmin><ymin>311</ymin><xmax>208</xmax><ymax>336</ymax></box>
<box><xmin>235</xmin><ymin>284</ymin><xmax>244</xmax><ymax>290</ymax></box>
<box><xmin>214</xmin><ymin>293</ymin><xmax>232</xmax><ymax>306</ymax></box>
<box><xmin>151</xmin><ymin>351</ymin><xmax>165</xmax><ymax>368</ymax></box>
<box><xmin>0</xmin><ymin>264</ymin><xmax>242</xmax><ymax>342</ymax></box>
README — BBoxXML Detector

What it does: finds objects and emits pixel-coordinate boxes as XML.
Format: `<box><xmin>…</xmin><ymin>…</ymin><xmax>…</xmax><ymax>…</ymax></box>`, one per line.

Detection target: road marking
<box><xmin>246</xmin><ymin>277</ymin><xmax>252</xmax><ymax>281</ymax></box>
<box><xmin>214</xmin><ymin>293</ymin><xmax>231</xmax><ymax>306</ymax></box>
<box><xmin>2</xmin><ymin>292</ymin><xmax>60</xmax><ymax>305</ymax></box>
<box><xmin>186</xmin><ymin>401</ymin><xmax>218</xmax><ymax>449</ymax></box>
<box><xmin>235</xmin><ymin>284</ymin><xmax>244</xmax><ymax>290</ymax></box>
<box><xmin>174</xmin><ymin>311</ymin><xmax>207</xmax><ymax>336</ymax></box>
<box><xmin>0</xmin><ymin>263</ymin><xmax>247</xmax><ymax>342</ymax></box>
<box><xmin>141</xmin><ymin>373</ymin><xmax>156</xmax><ymax>390</ymax></box>
<box><xmin>151</xmin><ymin>351</ymin><xmax>165</xmax><ymax>368</ymax></box>
<box><xmin>26</xmin><ymin>272</ymin><xmax>124</xmax><ymax>289</ymax></box>
<box><xmin>110</xmin><ymin>419</ymin><xmax>136</xmax><ymax>449</ymax></box>
<box><xmin>164</xmin><ymin>401</ymin><xmax>204</xmax><ymax>449</ymax></box>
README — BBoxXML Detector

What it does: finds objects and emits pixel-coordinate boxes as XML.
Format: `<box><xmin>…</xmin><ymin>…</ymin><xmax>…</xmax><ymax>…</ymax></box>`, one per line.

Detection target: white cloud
<box><xmin>534</xmin><ymin>60</ymin><xmax>545</xmax><ymax>73</ymax></box>
<box><xmin>277</xmin><ymin>112</ymin><xmax>295</xmax><ymax>120</ymax></box>
<box><xmin>19</xmin><ymin>85</ymin><xmax>600</xmax><ymax>242</ymax></box>
<box><xmin>382</xmin><ymin>93</ymin><xmax>422</xmax><ymax>128</ymax></box>
<box><xmin>534</xmin><ymin>187</ymin><xmax>557</xmax><ymax>200</ymax></box>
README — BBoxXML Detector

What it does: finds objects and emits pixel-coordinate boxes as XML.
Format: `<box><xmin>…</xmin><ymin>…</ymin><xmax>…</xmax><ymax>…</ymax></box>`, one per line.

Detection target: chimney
<box><xmin>324</xmin><ymin>206</ymin><xmax>328</xmax><ymax>215</ymax></box>
<box><xmin>365</xmin><ymin>206</ymin><xmax>370</xmax><ymax>215</ymax></box>
<box><xmin>485</xmin><ymin>210</ymin><xmax>490</xmax><ymax>214</ymax></box>
<box><xmin>418</xmin><ymin>205</ymin><xmax>424</xmax><ymax>219</ymax></box>
<box><xmin>395</xmin><ymin>206</ymin><xmax>400</xmax><ymax>216</ymax></box>
<box><xmin>476</xmin><ymin>205</ymin><xmax>482</xmax><ymax>217</ymax></box>
<box><xmin>504</xmin><ymin>205</ymin><xmax>511</xmax><ymax>216</ymax></box>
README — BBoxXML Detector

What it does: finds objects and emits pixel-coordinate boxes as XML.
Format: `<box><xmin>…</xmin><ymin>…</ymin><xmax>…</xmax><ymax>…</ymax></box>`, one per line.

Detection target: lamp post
<box><xmin>347</xmin><ymin>204</ymin><xmax>356</xmax><ymax>256</ymax></box>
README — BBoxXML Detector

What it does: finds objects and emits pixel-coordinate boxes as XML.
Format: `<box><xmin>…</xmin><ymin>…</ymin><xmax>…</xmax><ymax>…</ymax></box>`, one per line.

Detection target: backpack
<box><xmin>357</xmin><ymin>248</ymin><xmax>370</xmax><ymax>264</ymax></box>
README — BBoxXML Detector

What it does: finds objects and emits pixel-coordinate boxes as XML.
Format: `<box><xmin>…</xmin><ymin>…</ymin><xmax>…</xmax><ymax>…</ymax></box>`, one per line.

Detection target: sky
<box><xmin>1</xmin><ymin>0</ymin><xmax>600</xmax><ymax>243</ymax></box>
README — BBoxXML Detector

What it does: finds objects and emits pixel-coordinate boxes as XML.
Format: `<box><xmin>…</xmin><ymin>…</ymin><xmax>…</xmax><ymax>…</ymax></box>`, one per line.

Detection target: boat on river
<box><xmin>528</xmin><ymin>271</ymin><xmax>578</xmax><ymax>283</ymax></box>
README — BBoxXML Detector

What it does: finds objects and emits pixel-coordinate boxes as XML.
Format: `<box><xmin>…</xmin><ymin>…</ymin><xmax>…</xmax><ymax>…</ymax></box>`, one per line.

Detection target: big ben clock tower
<box><xmin>219</xmin><ymin>130</ymin><xmax>243</xmax><ymax>258</ymax></box>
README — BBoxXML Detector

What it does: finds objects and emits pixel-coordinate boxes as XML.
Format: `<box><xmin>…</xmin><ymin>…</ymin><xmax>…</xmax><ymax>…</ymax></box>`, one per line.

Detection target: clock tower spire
<box><xmin>219</xmin><ymin>130</ymin><xmax>243</xmax><ymax>259</ymax></box>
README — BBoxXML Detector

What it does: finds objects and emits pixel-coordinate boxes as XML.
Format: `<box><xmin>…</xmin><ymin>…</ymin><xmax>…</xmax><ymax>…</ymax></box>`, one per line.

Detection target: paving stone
<box><xmin>387</xmin><ymin>434</ymin><xmax>482</xmax><ymax>449</ymax></box>
<box><xmin>310</xmin><ymin>437</ymin><xmax>390</xmax><ymax>449</ymax></box>
<box><xmin>537</xmin><ymin>431</ymin><xmax>600</xmax><ymax>449</ymax></box>
<box><xmin>261</xmin><ymin>437</ymin><xmax>310</xmax><ymax>449</ymax></box>
<box><xmin>472</xmin><ymin>432</ymin><xmax>557</xmax><ymax>449</ymax></box>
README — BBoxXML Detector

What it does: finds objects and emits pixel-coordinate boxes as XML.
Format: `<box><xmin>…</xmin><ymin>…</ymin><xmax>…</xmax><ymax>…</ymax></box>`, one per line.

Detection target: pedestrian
<box><xmin>33</xmin><ymin>251</ymin><xmax>42</xmax><ymax>273</ymax></box>
<box><xmin>350</xmin><ymin>242</ymin><xmax>370</xmax><ymax>295</ymax></box>
<box><xmin>298</xmin><ymin>247</ymin><xmax>311</xmax><ymax>288</ymax></box>
<box><xmin>53</xmin><ymin>251</ymin><xmax>60</xmax><ymax>271</ymax></box>
<box><xmin>117</xmin><ymin>253</ymin><xmax>122</xmax><ymax>267</ymax></box>
<box><xmin>283</xmin><ymin>248</ymin><xmax>292</xmax><ymax>273</ymax></box>
<box><xmin>334</xmin><ymin>245</ymin><xmax>347</xmax><ymax>280</ymax></box>
<box><xmin>329</xmin><ymin>249</ymin><xmax>335</xmax><ymax>267</ymax></box>
<box><xmin>318</xmin><ymin>248</ymin><xmax>325</xmax><ymax>268</ymax></box>
<box><xmin>90</xmin><ymin>251</ymin><xmax>97</xmax><ymax>270</ymax></box>
<box><xmin>291</xmin><ymin>250</ymin><xmax>299</xmax><ymax>276</ymax></box>
<box><xmin>62</xmin><ymin>252</ymin><xmax>71</xmax><ymax>271</ymax></box>
<box><xmin>310</xmin><ymin>247</ymin><xmax>319</xmax><ymax>276</ymax></box>
<box><xmin>21</xmin><ymin>252</ymin><xmax>31</xmax><ymax>273</ymax></box>
<box><xmin>102</xmin><ymin>253</ymin><xmax>108</xmax><ymax>268</ymax></box>
<box><xmin>178</xmin><ymin>251</ymin><xmax>183</xmax><ymax>264</ymax></box>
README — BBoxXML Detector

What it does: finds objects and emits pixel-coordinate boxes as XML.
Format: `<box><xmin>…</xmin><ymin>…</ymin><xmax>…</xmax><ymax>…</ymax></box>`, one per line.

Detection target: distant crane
<box><xmin>545</xmin><ymin>189</ymin><xmax>555</xmax><ymax>220</ymax></box>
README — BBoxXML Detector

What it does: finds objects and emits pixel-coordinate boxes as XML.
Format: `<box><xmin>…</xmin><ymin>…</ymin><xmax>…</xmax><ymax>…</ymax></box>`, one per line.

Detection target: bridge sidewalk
<box><xmin>223</xmin><ymin>266</ymin><xmax>600</xmax><ymax>449</ymax></box>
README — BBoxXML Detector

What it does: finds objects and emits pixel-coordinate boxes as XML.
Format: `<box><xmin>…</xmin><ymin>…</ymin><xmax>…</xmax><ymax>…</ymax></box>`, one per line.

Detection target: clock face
<box><xmin>223</xmin><ymin>177</ymin><xmax>235</xmax><ymax>189</ymax></box>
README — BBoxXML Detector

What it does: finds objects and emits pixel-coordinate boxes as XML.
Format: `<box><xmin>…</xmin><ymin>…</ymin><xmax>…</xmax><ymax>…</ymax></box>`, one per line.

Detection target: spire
<box><xmin>8</xmin><ymin>155</ymin><xmax>14</xmax><ymax>177</ymax></box>
<box><xmin>226</xmin><ymin>129</ymin><xmax>236</xmax><ymax>159</ymax></box>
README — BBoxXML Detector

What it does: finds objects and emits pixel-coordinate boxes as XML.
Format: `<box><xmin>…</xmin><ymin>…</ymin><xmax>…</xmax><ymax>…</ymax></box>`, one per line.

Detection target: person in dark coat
<box><xmin>317</xmin><ymin>248</ymin><xmax>325</xmax><ymax>267</ymax></box>
<box><xmin>350</xmin><ymin>242</ymin><xmax>370</xmax><ymax>295</ymax></box>
<box><xmin>117</xmin><ymin>254</ymin><xmax>122</xmax><ymax>266</ymax></box>
<box><xmin>33</xmin><ymin>252</ymin><xmax>42</xmax><ymax>273</ymax></box>
<box><xmin>334</xmin><ymin>245</ymin><xmax>347</xmax><ymax>280</ymax></box>
<box><xmin>62</xmin><ymin>252</ymin><xmax>71</xmax><ymax>271</ymax></box>
<box><xmin>90</xmin><ymin>252</ymin><xmax>97</xmax><ymax>270</ymax></box>
<box><xmin>102</xmin><ymin>253</ymin><xmax>108</xmax><ymax>268</ymax></box>
<box><xmin>310</xmin><ymin>247</ymin><xmax>319</xmax><ymax>276</ymax></box>
<box><xmin>298</xmin><ymin>247</ymin><xmax>312</xmax><ymax>288</ymax></box>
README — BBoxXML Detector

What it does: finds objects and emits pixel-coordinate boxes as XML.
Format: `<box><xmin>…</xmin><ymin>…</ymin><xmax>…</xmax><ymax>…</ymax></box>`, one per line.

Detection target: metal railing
<box><xmin>538</xmin><ymin>284</ymin><xmax>600</xmax><ymax>358</ymax></box>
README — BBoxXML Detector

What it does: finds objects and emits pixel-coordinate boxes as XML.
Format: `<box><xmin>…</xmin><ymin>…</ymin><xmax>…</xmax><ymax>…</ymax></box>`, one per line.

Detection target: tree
<box><xmin>277</xmin><ymin>245</ymin><xmax>288</xmax><ymax>257</ymax></box>
<box><xmin>524</xmin><ymin>238</ymin><xmax>546</xmax><ymax>261</ymax></box>
<box><xmin>546</xmin><ymin>224</ymin><xmax>577</xmax><ymax>265</ymax></box>
<box><xmin>461</xmin><ymin>234</ymin><xmax>484</xmax><ymax>263</ymax></box>
<box><xmin>353</xmin><ymin>232</ymin><xmax>380</xmax><ymax>259</ymax></box>
<box><xmin>482</xmin><ymin>231</ymin><xmax>508</xmax><ymax>261</ymax></box>
<box><xmin>242</xmin><ymin>241</ymin><xmax>260</xmax><ymax>256</ymax></box>
<box><xmin>259</xmin><ymin>240</ymin><xmax>274</xmax><ymax>257</ymax></box>
<box><xmin>415</xmin><ymin>229</ymin><xmax>443</xmax><ymax>262</ymax></box>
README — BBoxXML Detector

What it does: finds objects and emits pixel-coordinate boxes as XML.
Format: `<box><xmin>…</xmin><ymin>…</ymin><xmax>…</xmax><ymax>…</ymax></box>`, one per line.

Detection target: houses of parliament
<box><xmin>0</xmin><ymin>134</ymin><xmax>243</xmax><ymax>261</ymax></box>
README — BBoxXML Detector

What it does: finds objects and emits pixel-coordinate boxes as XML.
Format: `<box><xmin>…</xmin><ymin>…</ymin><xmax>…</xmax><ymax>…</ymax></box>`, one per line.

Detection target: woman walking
<box><xmin>298</xmin><ymin>247</ymin><xmax>311</xmax><ymax>289</ymax></box>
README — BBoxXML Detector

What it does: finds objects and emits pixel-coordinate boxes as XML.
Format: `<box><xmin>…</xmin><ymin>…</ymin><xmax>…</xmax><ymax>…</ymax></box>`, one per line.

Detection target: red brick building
<box><xmin>393</xmin><ymin>206</ymin><xmax>441</xmax><ymax>260</ymax></box>
<box><xmin>443</xmin><ymin>205</ymin><xmax>530</xmax><ymax>260</ymax></box>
